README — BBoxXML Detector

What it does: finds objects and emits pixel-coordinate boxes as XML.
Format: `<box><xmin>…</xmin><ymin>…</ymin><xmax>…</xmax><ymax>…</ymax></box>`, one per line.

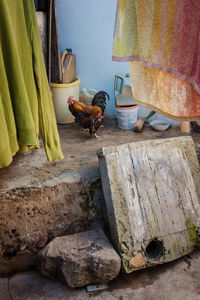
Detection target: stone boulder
<box><xmin>37</xmin><ymin>229</ymin><xmax>121</xmax><ymax>288</ymax></box>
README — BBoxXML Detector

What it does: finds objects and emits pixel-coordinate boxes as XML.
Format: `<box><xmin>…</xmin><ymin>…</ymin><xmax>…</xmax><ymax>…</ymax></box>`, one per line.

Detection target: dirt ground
<box><xmin>0</xmin><ymin>250</ymin><xmax>200</xmax><ymax>299</ymax></box>
<box><xmin>0</xmin><ymin>120</ymin><xmax>199</xmax><ymax>191</ymax></box>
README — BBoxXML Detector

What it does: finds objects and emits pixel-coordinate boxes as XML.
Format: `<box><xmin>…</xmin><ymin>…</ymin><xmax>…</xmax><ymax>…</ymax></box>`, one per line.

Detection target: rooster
<box><xmin>67</xmin><ymin>91</ymin><xmax>109</xmax><ymax>138</ymax></box>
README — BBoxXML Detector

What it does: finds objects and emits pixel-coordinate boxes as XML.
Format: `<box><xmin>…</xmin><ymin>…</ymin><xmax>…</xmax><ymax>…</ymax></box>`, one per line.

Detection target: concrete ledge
<box><xmin>0</xmin><ymin>166</ymin><xmax>102</xmax><ymax>275</ymax></box>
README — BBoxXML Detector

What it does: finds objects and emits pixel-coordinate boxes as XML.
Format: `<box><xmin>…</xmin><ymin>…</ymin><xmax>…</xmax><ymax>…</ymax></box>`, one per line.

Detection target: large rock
<box><xmin>37</xmin><ymin>229</ymin><xmax>121</xmax><ymax>287</ymax></box>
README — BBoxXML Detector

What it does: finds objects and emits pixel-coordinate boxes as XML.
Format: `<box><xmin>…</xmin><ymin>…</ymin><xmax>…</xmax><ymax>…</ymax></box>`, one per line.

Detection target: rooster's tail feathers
<box><xmin>91</xmin><ymin>91</ymin><xmax>109</xmax><ymax>113</ymax></box>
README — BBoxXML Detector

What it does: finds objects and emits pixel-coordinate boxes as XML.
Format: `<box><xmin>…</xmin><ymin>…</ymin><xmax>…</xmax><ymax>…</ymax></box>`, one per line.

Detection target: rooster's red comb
<box><xmin>68</xmin><ymin>96</ymin><xmax>74</xmax><ymax>102</ymax></box>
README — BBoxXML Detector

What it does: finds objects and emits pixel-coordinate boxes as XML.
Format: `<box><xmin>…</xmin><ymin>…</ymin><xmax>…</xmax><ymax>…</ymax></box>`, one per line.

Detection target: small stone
<box><xmin>37</xmin><ymin>229</ymin><xmax>121</xmax><ymax>288</ymax></box>
<box><xmin>19</xmin><ymin>244</ymin><xmax>26</xmax><ymax>251</ymax></box>
<box><xmin>129</xmin><ymin>253</ymin><xmax>147</xmax><ymax>268</ymax></box>
<box><xmin>36</xmin><ymin>235</ymin><xmax>48</xmax><ymax>249</ymax></box>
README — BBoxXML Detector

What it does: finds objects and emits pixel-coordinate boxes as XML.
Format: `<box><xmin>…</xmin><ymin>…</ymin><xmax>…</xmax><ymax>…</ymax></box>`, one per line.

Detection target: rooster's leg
<box><xmin>94</xmin><ymin>133</ymin><xmax>98</xmax><ymax>138</ymax></box>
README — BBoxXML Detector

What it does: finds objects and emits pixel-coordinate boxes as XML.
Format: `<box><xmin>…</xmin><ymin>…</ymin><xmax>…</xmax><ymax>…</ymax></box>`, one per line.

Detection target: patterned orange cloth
<box><xmin>113</xmin><ymin>0</ymin><xmax>200</xmax><ymax>120</ymax></box>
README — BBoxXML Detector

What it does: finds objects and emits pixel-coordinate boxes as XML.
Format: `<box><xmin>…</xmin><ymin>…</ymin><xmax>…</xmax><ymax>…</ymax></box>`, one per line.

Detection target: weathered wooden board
<box><xmin>35</xmin><ymin>0</ymin><xmax>61</xmax><ymax>83</ymax></box>
<box><xmin>97</xmin><ymin>137</ymin><xmax>200</xmax><ymax>273</ymax></box>
<box><xmin>47</xmin><ymin>0</ymin><xmax>53</xmax><ymax>84</ymax></box>
<box><xmin>51</xmin><ymin>0</ymin><xmax>62</xmax><ymax>83</ymax></box>
<box><xmin>36</xmin><ymin>12</ymin><xmax>47</xmax><ymax>67</ymax></box>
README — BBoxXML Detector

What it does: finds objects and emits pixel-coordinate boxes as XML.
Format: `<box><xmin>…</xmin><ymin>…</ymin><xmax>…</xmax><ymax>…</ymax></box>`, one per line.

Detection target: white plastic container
<box><xmin>60</xmin><ymin>50</ymin><xmax>76</xmax><ymax>84</ymax></box>
<box><xmin>114</xmin><ymin>74</ymin><xmax>137</xmax><ymax>106</ymax></box>
<box><xmin>51</xmin><ymin>78</ymin><xmax>80</xmax><ymax>123</ymax></box>
<box><xmin>116</xmin><ymin>105</ymin><xmax>139</xmax><ymax>130</ymax></box>
<box><xmin>79</xmin><ymin>88</ymin><xmax>97</xmax><ymax>106</ymax></box>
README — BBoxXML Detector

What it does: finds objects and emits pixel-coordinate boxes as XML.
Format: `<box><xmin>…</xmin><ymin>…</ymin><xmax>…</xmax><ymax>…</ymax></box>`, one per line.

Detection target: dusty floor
<box><xmin>1</xmin><ymin>250</ymin><xmax>200</xmax><ymax>299</ymax></box>
<box><xmin>0</xmin><ymin>120</ymin><xmax>200</xmax><ymax>299</ymax></box>
<box><xmin>0</xmin><ymin>120</ymin><xmax>199</xmax><ymax>191</ymax></box>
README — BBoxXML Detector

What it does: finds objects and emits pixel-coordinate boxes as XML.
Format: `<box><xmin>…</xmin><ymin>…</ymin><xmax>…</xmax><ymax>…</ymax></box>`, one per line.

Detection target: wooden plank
<box><xmin>47</xmin><ymin>0</ymin><xmax>53</xmax><ymax>84</ymax></box>
<box><xmin>35</xmin><ymin>0</ymin><xmax>47</xmax><ymax>11</ymax></box>
<box><xmin>51</xmin><ymin>0</ymin><xmax>62</xmax><ymax>83</ymax></box>
<box><xmin>36</xmin><ymin>12</ymin><xmax>47</xmax><ymax>68</ymax></box>
<box><xmin>36</xmin><ymin>0</ymin><xmax>61</xmax><ymax>83</ymax></box>
<box><xmin>97</xmin><ymin>137</ymin><xmax>200</xmax><ymax>273</ymax></box>
<box><xmin>180</xmin><ymin>121</ymin><xmax>191</xmax><ymax>133</ymax></box>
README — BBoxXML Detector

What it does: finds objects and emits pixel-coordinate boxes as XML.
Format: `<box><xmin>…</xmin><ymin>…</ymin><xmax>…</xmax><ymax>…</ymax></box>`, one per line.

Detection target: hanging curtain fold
<box><xmin>0</xmin><ymin>0</ymin><xmax>63</xmax><ymax>168</ymax></box>
<box><xmin>113</xmin><ymin>0</ymin><xmax>200</xmax><ymax>120</ymax></box>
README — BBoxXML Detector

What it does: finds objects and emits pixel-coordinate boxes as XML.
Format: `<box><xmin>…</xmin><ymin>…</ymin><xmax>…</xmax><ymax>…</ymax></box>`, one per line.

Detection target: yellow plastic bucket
<box><xmin>51</xmin><ymin>78</ymin><xmax>80</xmax><ymax>123</ymax></box>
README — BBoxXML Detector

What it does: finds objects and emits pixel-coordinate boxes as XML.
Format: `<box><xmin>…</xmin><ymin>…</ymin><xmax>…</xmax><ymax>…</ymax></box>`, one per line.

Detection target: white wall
<box><xmin>56</xmin><ymin>0</ymin><xmax>179</xmax><ymax>126</ymax></box>
<box><xmin>56</xmin><ymin>0</ymin><xmax>129</xmax><ymax>117</ymax></box>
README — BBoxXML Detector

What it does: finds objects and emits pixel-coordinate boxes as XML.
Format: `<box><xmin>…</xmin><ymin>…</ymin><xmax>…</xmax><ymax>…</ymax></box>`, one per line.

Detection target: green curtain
<box><xmin>0</xmin><ymin>0</ymin><xmax>63</xmax><ymax>168</ymax></box>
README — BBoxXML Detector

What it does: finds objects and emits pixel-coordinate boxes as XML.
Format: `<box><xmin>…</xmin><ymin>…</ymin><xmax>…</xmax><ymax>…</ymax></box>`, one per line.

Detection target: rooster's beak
<box><xmin>68</xmin><ymin>96</ymin><xmax>74</xmax><ymax>105</ymax></box>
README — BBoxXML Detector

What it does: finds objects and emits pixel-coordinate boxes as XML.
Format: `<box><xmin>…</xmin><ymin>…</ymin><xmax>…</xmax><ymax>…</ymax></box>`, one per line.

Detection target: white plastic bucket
<box><xmin>51</xmin><ymin>78</ymin><xmax>80</xmax><ymax>123</ymax></box>
<box><xmin>116</xmin><ymin>105</ymin><xmax>139</xmax><ymax>130</ymax></box>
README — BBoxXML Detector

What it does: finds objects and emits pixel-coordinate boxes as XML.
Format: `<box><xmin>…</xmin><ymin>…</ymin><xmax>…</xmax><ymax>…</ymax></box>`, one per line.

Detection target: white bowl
<box><xmin>149</xmin><ymin>120</ymin><xmax>170</xmax><ymax>131</ymax></box>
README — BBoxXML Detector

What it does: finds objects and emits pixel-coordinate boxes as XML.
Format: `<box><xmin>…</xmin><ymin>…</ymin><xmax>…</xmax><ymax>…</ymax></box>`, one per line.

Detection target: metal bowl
<box><xmin>149</xmin><ymin>120</ymin><xmax>170</xmax><ymax>131</ymax></box>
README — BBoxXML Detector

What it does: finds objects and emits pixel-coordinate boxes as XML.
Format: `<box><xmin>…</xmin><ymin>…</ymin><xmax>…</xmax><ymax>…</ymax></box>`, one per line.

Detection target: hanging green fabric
<box><xmin>0</xmin><ymin>0</ymin><xmax>63</xmax><ymax>168</ymax></box>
